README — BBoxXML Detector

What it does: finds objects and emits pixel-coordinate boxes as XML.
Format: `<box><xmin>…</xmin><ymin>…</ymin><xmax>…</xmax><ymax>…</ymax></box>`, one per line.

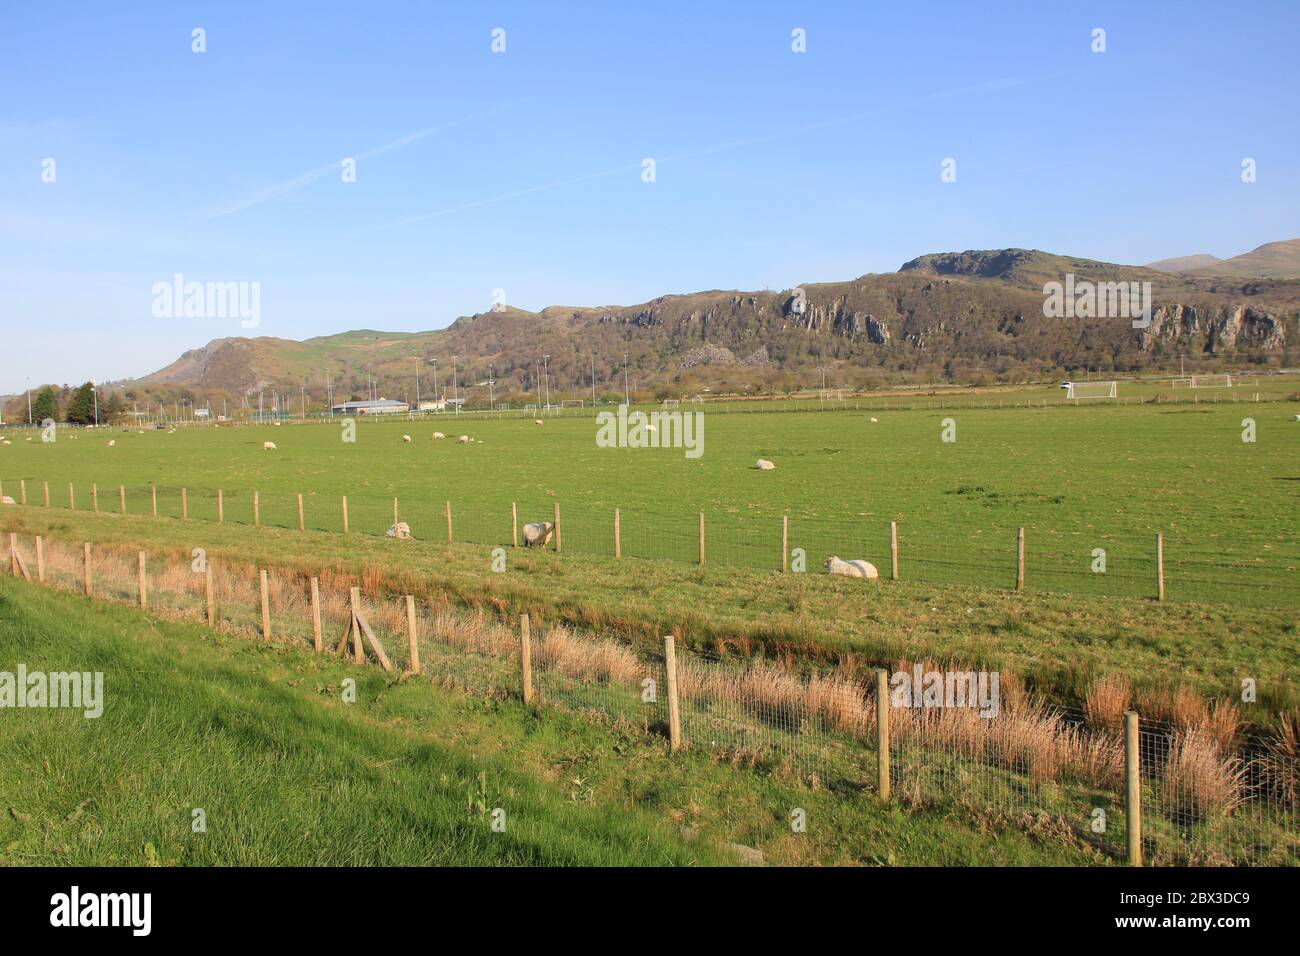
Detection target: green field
<box><xmin>2</xmin><ymin>388</ymin><xmax>1297</xmax><ymax>606</ymax></box>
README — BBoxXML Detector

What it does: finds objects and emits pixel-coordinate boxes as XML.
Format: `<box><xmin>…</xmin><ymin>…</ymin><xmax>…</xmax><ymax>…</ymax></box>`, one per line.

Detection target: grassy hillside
<box><xmin>0</xmin><ymin>577</ymin><xmax>1101</xmax><ymax>866</ymax></box>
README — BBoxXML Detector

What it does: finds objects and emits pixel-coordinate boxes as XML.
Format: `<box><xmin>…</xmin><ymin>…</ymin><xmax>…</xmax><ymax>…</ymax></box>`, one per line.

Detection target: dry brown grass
<box><xmin>1085</xmin><ymin>674</ymin><xmax>1131</xmax><ymax>730</ymax></box>
<box><xmin>1162</xmin><ymin>728</ymin><xmax>1246</xmax><ymax>821</ymax></box>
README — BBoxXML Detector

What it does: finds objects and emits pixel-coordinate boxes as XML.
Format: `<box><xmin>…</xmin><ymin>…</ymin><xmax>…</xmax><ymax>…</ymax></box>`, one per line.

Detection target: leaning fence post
<box><xmin>1015</xmin><ymin>527</ymin><xmax>1025</xmax><ymax>590</ymax></box>
<box><xmin>1155</xmin><ymin>533</ymin><xmax>1165</xmax><ymax>602</ymax></box>
<box><xmin>298</xmin><ymin>493</ymin><xmax>305</xmax><ymax>532</ymax></box>
<box><xmin>137</xmin><ymin>551</ymin><xmax>148</xmax><ymax>608</ymax></box>
<box><xmin>781</xmin><ymin>515</ymin><xmax>789</xmax><ymax>573</ymax></box>
<box><xmin>614</xmin><ymin>508</ymin><xmax>622</xmax><ymax>559</ymax></box>
<box><xmin>405</xmin><ymin>595</ymin><xmax>420</xmax><ymax>674</ymax></box>
<box><xmin>511</xmin><ymin>502</ymin><xmax>519</xmax><ymax>547</ymax></box>
<box><xmin>253</xmin><ymin>491</ymin><xmax>260</xmax><ymax>528</ymax></box>
<box><xmin>259</xmin><ymin>569</ymin><xmax>271</xmax><ymax>641</ymax></box>
<box><xmin>877</xmin><ymin>669</ymin><xmax>891</xmax><ymax>800</ymax></box>
<box><xmin>445</xmin><ymin>501</ymin><xmax>453</xmax><ymax>543</ymax></box>
<box><xmin>82</xmin><ymin>542</ymin><xmax>92</xmax><ymax>596</ymax></box>
<box><xmin>35</xmin><ymin>536</ymin><xmax>45</xmax><ymax>583</ymax></box>
<box><xmin>205</xmin><ymin>564</ymin><xmax>215</xmax><ymax>627</ymax></box>
<box><xmin>520</xmin><ymin>614</ymin><xmax>534</xmax><ymax>706</ymax></box>
<box><xmin>890</xmin><ymin>520</ymin><xmax>899</xmax><ymax>580</ymax></box>
<box><xmin>664</xmin><ymin>635</ymin><xmax>682</xmax><ymax>752</ymax></box>
<box><xmin>341</xmin><ymin>496</ymin><xmax>349</xmax><ymax>534</ymax></box>
<box><xmin>1125</xmin><ymin>711</ymin><xmax>1142</xmax><ymax>866</ymax></box>
<box><xmin>553</xmin><ymin>501</ymin><xmax>561</xmax><ymax>553</ymax></box>
<box><xmin>310</xmin><ymin>577</ymin><xmax>322</xmax><ymax>653</ymax></box>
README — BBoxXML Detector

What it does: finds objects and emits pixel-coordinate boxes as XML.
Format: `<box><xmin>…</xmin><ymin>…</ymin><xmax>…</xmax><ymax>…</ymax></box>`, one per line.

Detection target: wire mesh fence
<box><xmin>6</xmin><ymin>529</ymin><xmax>1294</xmax><ymax>866</ymax></box>
<box><xmin>5</xmin><ymin>476</ymin><xmax>1295</xmax><ymax>608</ymax></box>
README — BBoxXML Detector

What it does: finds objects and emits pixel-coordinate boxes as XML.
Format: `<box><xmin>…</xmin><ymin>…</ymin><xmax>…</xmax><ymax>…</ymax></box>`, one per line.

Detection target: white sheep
<box><xmin>107</xmin><ymin>440</ymin><xmax>116</xmax><ymax>447</ymax></box>
<box><xmin>457</xmin><ymin>435</ymin><xmax>470</xmax><ymax>444</ymax></box>
<box><xmin>432</xmin><ymin>432</ymin><xmax>446</xmax><ymax>440</ymax></box>
<box><xmin>824</xmin><ymin>556</ymin><xmax>879</xmax><ymax>580</ymax></box>
<box><xmin>753</xmin><ymin>459</ymin><xmax>775</xmax><ymax>470</ymax></box>
<box><xmin>402</xmin><ymin>434</ymin><xmax>412</xmax><ymax>443</ymax></box>
<box><xmin>262</xmin><ymin>441</ymin><xmax>277</xmax><ymax>450</ymax></box>
<box><xmin>385</xmin><ymin>522</ymin><xmax>413</xmax><ymax>539</ymax></box>
<box><xmin>0</xmin><ymin>495</ymin><xmax>15</xmax><ymax>505</ymax></box>
<box><xmin>870</xmin><ymin>417</ymin><xmax>878</xmax><ymax>423</ymax></box>
<box><xmin>522</xmin><ymin>521</ymin><xmax>554</xmax><ymax>547</ymax></box>
<box><xmin>534</xmin><ymin>419</ymin><xmax>544</xmax><ymax>425</ymax></box>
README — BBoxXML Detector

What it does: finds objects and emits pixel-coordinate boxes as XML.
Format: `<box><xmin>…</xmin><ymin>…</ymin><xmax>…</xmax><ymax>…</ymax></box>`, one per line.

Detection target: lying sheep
<box><xmin>824</xmin><ymin>556</ymin><xmax>879</xmax><ymax>580</ymax></box>
<box><xmin>385</xmin><ymin>522</ymin><xmax>413</xmax><ymax>540</ymax></box>
<box><xmin>753</xmin><ymin>458</ymin><xmax>775</xmax><ymax>470</ymax></box>
<box><xmin>432</xmin><ymin>432</ymin><xmax>446</xmax><ymax>440</ymax></box>
<box><xmin>262</xmin><ymin>441</ymin><xmax>277</xmax><ymax>450</ymax></box>
<box><xmin>522</xmin><ymin>521</ymin><xmax>554</xmax><ymax>547</ymax></box>
<box><xmin>402</xmin><ymin>434</ymin><xmax>412</xmax><ymax>443</ymax></box>
<box><xmin>457</xmin><ymin>435</ymin><xmax>470</xmax><ymax>444</ymax></box>
<box><xmin>107</xmin><ymin>440</ymin><xmax>116</xmax><ymax>447</ymax></box>
<box><xmin>0</xmin><ymin>496</ymin><xmax>15</xmax><ymax>505</ymax></box>
<box><xmin>534</xmin><ymin>419</ymin><xmax>544</xmax><ymax>425</ymax></box>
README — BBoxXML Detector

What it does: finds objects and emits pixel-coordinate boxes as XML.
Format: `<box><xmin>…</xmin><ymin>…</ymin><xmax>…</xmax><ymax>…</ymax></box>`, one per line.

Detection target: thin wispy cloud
<box><xmin>203</xmin><ymin>102</ymin><xmax>523</xmax><ymax>221</ymax></box>
<box><xmin>355</xmin><ymin>75</ymin><xmax>1043</xmax><ymax>236</ymax></box>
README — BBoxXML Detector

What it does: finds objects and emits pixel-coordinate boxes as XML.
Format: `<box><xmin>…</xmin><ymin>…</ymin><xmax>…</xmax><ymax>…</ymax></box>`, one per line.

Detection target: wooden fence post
<box><xmin>137</xmin><ymin>551</ymin><xmax>148</xmax><ymax>608</ymax></box>
<box><xmin>19</xmin><ymin>480</ymin><xmax>25</xmax><ymax>506</ymax></box>
<box><xmin>82</xmin><ymin>542</ymin><xmax>92</xmax><ymax>596</ymax></box>
<box><xmin>781</xmin><ymin>515</ymin><xmax>789</xmax><ymax>572</ymax></box>
<box><xmin>7</xmin><ymin>533</ymin><xmax>16</xmax><ymax>577</ymax></box>
<box><xmin>553</xmin><ymin>501</ymin><xmax>561</xmax><ymax>552</ymax></box>
<box><xmin>664</xmin><ymin>635</ymin><xmax>682</xmax><ymax>752</ymax></box>
<box><xmin>393</xmin><ymin>497</ymin><xmax>399</xmax><ymax>530</ymax></box>
<box><xmin>310</xmin><ymin>577</ymin><xmax>322</xmax><ymax>652</ymax></box>
<box><xmin>1015</xmin><ymin>527</ymin><xmax>1025</xmax><ymax>590</ymax></box>
<box><xmin>120</xmin><ymin>485</ymin><xmax>126</xmax><ymax>514</ymax></box>
<box><xmin>69</xmin><ymin>482</ymin><xmax>75</xmax><ymax>511</ymax></box>
<box><xmin>43</xmin><ymin>481</ymin><xmax>50</xmax><ymax>509</ymax></box>
<box><xmin>348</xmin><ymin>587</ymin><xmax>363</xmax><ymax>663</ymax></box>
<box><xmin>181</xmin><ymin>487</ymin><xmax>188</xmax><ymax>520</ymax></box>
<box><xmin>405</xmin><ymin>595</ymin><xmax>420</xmax><ymax>674</ymax></box>
<box><xmin>445</xmin><ymin>501</ymin><xmax>453</xmax><ymax>543</ymax></box>
<box><xmin>1155</xmin><ymin>533</ymin><xmax>1165</xmax><ymax>602</ymax></box>
<box><xmin>91</xmin><ymin>484</ymin><xmax>98</xmax><ymax>513</ymax></box>
<box><xmin>520</xmin><ymin>614</ymin><xmax>534</xmax><ymax>706</ymax></box>
<box><xmin>890</xmin><ymin>520</ymin><xmax>899</xmax><ymax>581</ymax></box>
<box><xmin>511</xmin><ymin>502</ymin><xmax>519</xmax><ymax>547</ymax></box>
<box><xmin>35</xmin><ymin>536</ymin><xmax>45</xmax><ymax>583</ymax></box>
<box><xmin>259</xmin><ymin>569</ymin><xmax>271</xmax><ymax>641</ymax></box>
<box><xmin>1126</xmin><ymin>711</ymin><xmax>1142</xmax><ymax>866</ymax></box>
<box><xmin>614</xmin><ymin>508</ymin><xmax>622</xmax><ymax>559</ymax></box>
<box><xmin>205</xmin><ymin>564</ymin><xmax>215</xmax><ymax>627</ymax></box>
<box><xmin>217</xmin><ymin>489</ymin><xmax>223</xmax><ymax>523</ymax></box>
<box><xmin>341</xmin><ymin>496</ymin><xmax>349</xmax><ymax>534</ymax></box>
<box><xmin>877</xmin><ymin>669</ymin><xmax>891</xmax><ymax>800</ymax></box>
<box><xmin>698</xmin><ymin>512</ymin><xmax>705</xmax><ymax>565</ymax></box>
<box><xmin>253</xmin><ymin>491</ymin><xmax>260</xmax><ymax>528</ymax></box>
<box><xmin>298</xmin><ymin>494</ymin><xmax>305</xmax><ymax>532</ymax></box>
<box><xmin>151</xmin><ymin>485</ymin><xmax>158</xmax><ymax>517</ymax></box>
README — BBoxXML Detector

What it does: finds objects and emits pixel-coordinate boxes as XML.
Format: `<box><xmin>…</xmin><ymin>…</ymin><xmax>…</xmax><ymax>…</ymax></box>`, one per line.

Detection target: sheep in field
<box><xmin>824</xmin><ymin>556</ymin><xmax>879</xmax><ymax>580</ymax></box>
<box><xmin>753</xmin><ymin>459</ymin><xmax>775</xmax><ymax>470</ymax></box>
<box><xmin>0</xmin><ymin>496</ymin><xmax>15</xmax><ymax>505</ymax></box>
<box><xmin>432</xmin><ymin>432</ymin><xmax>446</xmax><ymax>440</ymax></box>
<box><xmin>522</xmin><ymin>521</ymin><xmax>554</xmax><ymax>547</ymax></box>
<box><xmin>107</xmin><ymin>440</ymin><xmax>116</xmax><ymax>447</ymax></box>
<box><xmin>534</xmin><ymin>419</ymin><xmax>544</xmax><ymax>425</ymax></box>
<box><xmin>457</xmin><ymin>435</ymin><xmax>471</xmax><ymax>444</ymax></box>
<box><xmin>402</xmin><ymin>435</ymin><xmax>412</xmax><ymax>443</ymax></box>
<box><xmin>262</xmin><ymin>441</ymin><xmax>277</xmax><ymax>450</ymax></box>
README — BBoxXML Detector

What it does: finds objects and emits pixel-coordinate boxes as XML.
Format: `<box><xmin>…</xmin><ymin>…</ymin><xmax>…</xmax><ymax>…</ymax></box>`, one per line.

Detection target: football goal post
<box><xmin>1172</xmin><ymin>373</ymin><xmax>1232</xmax><ymax>389</ymax></box>
<box><xmin>1066</xmin><ymin>381</ymin><xmax>1118</xmax><ymax>400</ymax></box>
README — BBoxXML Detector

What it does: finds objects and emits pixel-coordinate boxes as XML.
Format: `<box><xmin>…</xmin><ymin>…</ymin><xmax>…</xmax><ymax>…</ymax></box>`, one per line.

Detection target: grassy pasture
<box><xmin>2</xmin><ymin>389</ymin><xmax>1297</xmax><ymax>607</ymax></box>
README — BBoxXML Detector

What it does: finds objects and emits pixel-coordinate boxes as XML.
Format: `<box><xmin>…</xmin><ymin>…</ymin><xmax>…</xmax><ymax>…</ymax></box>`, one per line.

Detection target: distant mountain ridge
<box><xmin>1146</xmin><ymin>239</ymin><xmax>1300</xmax><ymax>279</ymax></box>
<box><xmin>45</xmin><ymin>243</ymin><xmax>1299</xmax><ymax>413</ymax></box>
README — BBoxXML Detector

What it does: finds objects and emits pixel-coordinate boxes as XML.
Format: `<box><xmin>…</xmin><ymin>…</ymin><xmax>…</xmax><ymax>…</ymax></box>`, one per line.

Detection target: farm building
<box><xmin>330</xmin><ymin>399</ymin><xmax>409</xmax><ymax>415</ymax></box>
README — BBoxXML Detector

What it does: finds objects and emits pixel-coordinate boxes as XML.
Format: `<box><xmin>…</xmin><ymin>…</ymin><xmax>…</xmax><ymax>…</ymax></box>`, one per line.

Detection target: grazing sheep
<box><xmin>432</xmin><ymin>432</ymin><xmax>446</xmax><ymax>440</ymax></box>
<box><xmin>457</xmin><ymin>435</ymin><xmax>470</xmax><ymax>444</ymax></box>
<box><xmin>385</xmin><ymin>522</ymin><xmax>413</xmax><ymax>540</ymax></box>
<box><xmin>107</xmin><ymin>440</ymin><xmax>116</xmax><ymax>447</ymax></box>
<box><xmin>870</xmin><ymin>417</ymin><xmax>878</xmax><ymax>423</ymax></box>
<box><xmin>534</xmin><ymin>419</ymin><xmax>544</xmax><ymax>425</ymax></box>
<box><xmin>522</xmin><ymin>521</ymin><xmax>554</xmax><ymax>547</ymax></box>
<box><xmin>753</xmin><ymin>459</ymin><xmax>775</xmax><ymax>470</ymax></box>
<box><xmin>402</xmin><ymin>435</ymin><xmax>412</xmax><ymax>443</ymax></box>
<box><xmin>824</xmin><ymin>556</ymin><xmax>879</xmax><ymax>580</ymax></box>
<box><xmin>262</xmin><ymin>441</ymin><xmax>277</xmax><ymax>450</ymax></box>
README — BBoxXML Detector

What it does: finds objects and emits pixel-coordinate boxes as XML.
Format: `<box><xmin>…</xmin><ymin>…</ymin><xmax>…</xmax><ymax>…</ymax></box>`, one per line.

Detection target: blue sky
<box><xmin>1</xmin><ymin>0</ymin><xmax>1297</xmax><ymax>393</ymax></box>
